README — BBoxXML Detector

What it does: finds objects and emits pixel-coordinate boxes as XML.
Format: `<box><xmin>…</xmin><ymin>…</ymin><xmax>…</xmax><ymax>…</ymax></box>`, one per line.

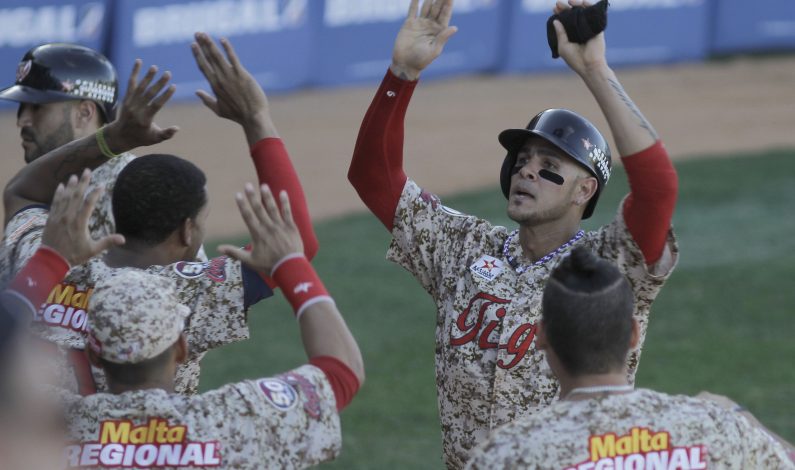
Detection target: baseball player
<box><xmin>5</xmin><ymin>178</ymin><xmax>364</xmax><ymax>469</ymax></box>
<box><xmin>348</xmin><ymin>0</ymin><xmax>678</xmax><ymax>466</ymax></box>
<box><xmin>465</xmin><ymin>247</ymin><xmax>795</xmax><ymax>469</ymax></box>
<box><xmin>0</xmin><ymin>43</ymin><xmax>141</xmax><ymax>252</ymax></box>
<box><xmin>2</xmin><ymin>34</ymin><xmax>319</xmax><ymax>395</ymax></box>
<box><xmin>1</xmin><ymin>171</ymin><xmax>127</xmax><ymax>470</ymax></box>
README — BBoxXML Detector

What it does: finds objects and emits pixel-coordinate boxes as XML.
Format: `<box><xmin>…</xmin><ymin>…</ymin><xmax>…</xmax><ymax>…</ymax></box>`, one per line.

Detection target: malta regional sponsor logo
<box><xmin>566</xmin><ymin>427</ymin><xmax>706</xmax><ymax>470</ymax></box>
<box><xmin>64</xmin><ymin>418</ymin><xmax>221</xmax><ymax>468</ymax></box>
<box><xmin>469</xmin><ymin>255</ymin><xmax>504</xmax><ymax>281</ymax></box>
<box><xmin>33</xmin><ymin>283</ymin><xmax>93</xmax><ymax>333</ymax></box>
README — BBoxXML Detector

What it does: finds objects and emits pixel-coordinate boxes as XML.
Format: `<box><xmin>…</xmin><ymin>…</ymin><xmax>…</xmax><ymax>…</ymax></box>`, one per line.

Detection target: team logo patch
<box><xmin>469</xmin><ymin>255</ymin><xmax>504</xmax><ymax>281</ymax></box>
<box><xmin>258</xmin><ymin>378</ymin><xmax>298</xmax><ymax>411</ymax></box>
<box><xmin>16</xmin><ymin>60</ymin><xmax>32</xmax><ymax>83</ymax></box>
<box><xmin>282</xmin><ymin>372</ymin><xmax>322</xmax><ymax>419</ymax></box>
<box><xmin>173</xmin><ymin>261</ymin><xmax>206</xmax><ymax>279</ymax></box>
<box><xmin>173</xmin><ymin>258</ymin><xmax>227</xmax><ymax>282</ymax></box>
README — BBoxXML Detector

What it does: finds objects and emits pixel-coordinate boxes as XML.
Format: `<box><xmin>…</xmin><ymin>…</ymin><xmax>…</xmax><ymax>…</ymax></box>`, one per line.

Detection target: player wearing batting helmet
<box><xmin>348</xmin><ymin>0</ymin><xmax>678</xmax><ymax>467</ymax></box>
<box><xmin>1</xmin><ymin>34</ymin><xmax>320</xmax><ymax>397</ymax></box>
<box><xmin>465</xmin><ymin>247</ymin><xmax>795</xmax><ymax>469</ymax></box>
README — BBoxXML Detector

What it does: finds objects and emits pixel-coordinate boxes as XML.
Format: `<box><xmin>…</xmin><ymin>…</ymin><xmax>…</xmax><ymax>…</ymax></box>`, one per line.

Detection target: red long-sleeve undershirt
<box><xmin>348</xmin><ymin>69</ymin><xmax>677</xmax><ymax>265</ymax></box>
<box><xmin>250</xmin><ymin>138</ymin><xmax>318</xmax><ymax>287</ymax></box>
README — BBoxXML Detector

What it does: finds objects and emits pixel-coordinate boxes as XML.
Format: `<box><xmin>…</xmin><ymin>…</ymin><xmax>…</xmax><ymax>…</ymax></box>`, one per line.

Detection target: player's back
<box><xmin>60</xmin><ymin>364</ymin><xmax>341</xmax><ymax>469</ymax></box>
<box><xmin>465</xmin><ymin>388</ymin><xmax>793</xmax><ymax>470</ymax></box>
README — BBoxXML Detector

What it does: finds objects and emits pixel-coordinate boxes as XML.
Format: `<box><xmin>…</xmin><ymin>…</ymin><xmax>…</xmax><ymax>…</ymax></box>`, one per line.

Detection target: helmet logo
<box><xmin>61</xmin><ymin>80</ymin><xmax>75</xmax><ymax>93</ymax></box>
<box><xmin>582</xmin><ymin>138</ymin><xmax>593</xmax><ymax>150</ymax></box>
<box><xmin>589</xmin><ymin>147</ymin><xmax>610</xmax><ymax>183</ymax></box>
<box><xmin>16</xmin><ymin>60</ymin><xmax>32</xmax><ymax>83</ymax></box>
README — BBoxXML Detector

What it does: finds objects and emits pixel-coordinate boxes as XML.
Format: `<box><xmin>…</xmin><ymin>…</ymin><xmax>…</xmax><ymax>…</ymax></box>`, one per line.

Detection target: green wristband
<box><xmin>96</xmin><ymin>126</ymin><xmax>120</xmax><ymax>159</ymax></box>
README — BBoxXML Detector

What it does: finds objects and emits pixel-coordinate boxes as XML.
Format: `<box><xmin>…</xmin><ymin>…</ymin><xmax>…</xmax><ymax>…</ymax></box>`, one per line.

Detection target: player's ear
<box><xmin>179</xmin><ymin>218</ymin><xmax>193</xmax><ymax>247</ymax></box>
<box><xmin>573</xmin><ymin>175</ymin><xmax>598</xmax><ymax>207</ymax></box>
<box><xmin>74</xmin><ymin>100</ymin><xmax>99</xmax><ymax>130</ymax></box>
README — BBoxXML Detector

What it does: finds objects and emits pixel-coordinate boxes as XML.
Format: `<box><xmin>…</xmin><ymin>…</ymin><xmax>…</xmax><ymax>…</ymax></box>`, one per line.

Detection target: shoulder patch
<box><xmin>282</xmin><ymin>372</ymin><xmax>322</xmax><ymax>420</ymax></box>
<box><xmin>469</xmin><ymin>255</ymin><xmax>504</xmax><ymax>281</ymax></box>
<box><xmin>173</xmin><ymin>261</ymin><xmax>206</xmax><ymax>279</ymax></box>
<box><xmin>257</xmin><ymin>378</ymin><xmax>298</xmax><ymax>411</ymax></box>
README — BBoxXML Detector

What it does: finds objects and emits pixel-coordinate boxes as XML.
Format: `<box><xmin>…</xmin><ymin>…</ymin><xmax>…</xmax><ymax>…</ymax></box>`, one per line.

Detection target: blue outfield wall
<box><xmin>313</xmin><ymin>0</ymin><xmax>503</xmax><ymax>87</ymax></box>
<box><xmin>109</xmin><ymin>0</ymin><xmax>316</xmax><ymax>100</ymax></box>
<box><xmin>0</xmin><ymin>0</ymin><xmax>110</xmax><ymax>110</ymax></box>
<box><xmin>0</xmin><ymin>0</ymin><xmax>794</xmax><ymax>105</ymax></box>
<box><xmin>711</xmin><ymin>0</ymin><xmax>795</xmax><ymax>54</ymax></box>
<box><xmin>502</xmin><ymin>0</ymin><xmax>711</xmax><ymax>73</ymax></box>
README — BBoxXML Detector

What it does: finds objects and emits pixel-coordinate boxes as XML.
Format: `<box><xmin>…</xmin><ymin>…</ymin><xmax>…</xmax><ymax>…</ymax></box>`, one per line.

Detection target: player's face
<box><xmin>17</xmin><ymin>101</ymin><xmax>77</xmax><ymax>163</ymax></box>
<box><xmin>506</xmin><ymin>137</ymin><xmax>591</xmax><ymax>226</ymax></box>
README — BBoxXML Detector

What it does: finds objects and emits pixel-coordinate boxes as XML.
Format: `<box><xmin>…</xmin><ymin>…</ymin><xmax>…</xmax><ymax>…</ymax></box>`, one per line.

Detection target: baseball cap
<box><xmin>87</xmin><ymin>270</ymin><xmax>190</xmax><ymax>364</ymax></box>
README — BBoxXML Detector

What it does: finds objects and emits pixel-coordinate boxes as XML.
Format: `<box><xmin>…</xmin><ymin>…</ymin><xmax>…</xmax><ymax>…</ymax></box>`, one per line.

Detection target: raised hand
<box><xmin>391</xmin><ymin>0</ymin><xmax>458</xmax><ymax>81</ymax></box>
<box><xmin>191</xmin><ymin>32</ymin><xmax>275</xmax><ymax>142</ymax></box>
<box><xmin>104</xmin><ymin>60</ymin><xmax>179</xmax><ymax>151</ymax></box>
<box><xmin>552</xmin><ymin>0</ymin><xmax>607</xmax><ymax>77</ymax></box>
<box><xmin>218</xmin><ymin>184</ymin><xmax>303</xmax><ymax>274</ymax></box>
<box><xmin>41</xmin><ymin>169</ymin><xmax>125</xmax><ymax>266</ymax></box>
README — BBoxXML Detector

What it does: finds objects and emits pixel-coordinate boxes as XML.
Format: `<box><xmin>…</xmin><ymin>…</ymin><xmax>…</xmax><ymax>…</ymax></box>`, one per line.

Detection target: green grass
<box><xmin>200</xmin><ymin>148</ymin><xmax>795</xmax><ymax>468</ymax></box>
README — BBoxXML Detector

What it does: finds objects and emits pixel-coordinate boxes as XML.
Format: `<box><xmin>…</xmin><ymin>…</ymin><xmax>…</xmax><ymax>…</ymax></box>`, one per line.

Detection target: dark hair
<box><xmin>541</xmin><ymin>247</ymin><xmax>634</xmax><ymax>376</ymax></box>
<box><xmin>99</xmin><ymin>344</ymin><xmax>175</xmax><ymax>386</ymax></box>
<box><xmin>112</xmin><ymin>155</ymin><xmax>207</xmax><ymax>245</ymax></box>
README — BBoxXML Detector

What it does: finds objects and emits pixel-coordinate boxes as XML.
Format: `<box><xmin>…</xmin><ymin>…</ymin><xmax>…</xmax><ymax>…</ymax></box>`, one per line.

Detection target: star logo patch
<box><xmin>582</xmin><ymin>138</ymin><xmax>593</xmax><ymax>150</ymax></box>
<box><xmin>470</xmin><ymin>255</ymin><xmax>504</xmax><ymax>281</ymax></box>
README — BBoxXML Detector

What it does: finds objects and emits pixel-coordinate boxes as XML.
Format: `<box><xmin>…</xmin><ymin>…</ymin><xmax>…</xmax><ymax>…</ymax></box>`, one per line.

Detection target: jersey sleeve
<box><xmin>587</xmin><ymin>196</ymin><xmax>679</xmax><ymax>303</ymax></box>
<box><xmin>209</xmin><ymin>364</ymin><xmax>342</xmax><ymax>467</ymax></box>
<box><xmin>386</xmin><ymin>180</ymin><xmax>500</xmax><ymax>300</ymax></box>
<box><xmin>731</xmin><ymin>412</ymin><xmax>795</xmax><ymax>468</ymax></box>
<box><xmin>0</xmin><ymin>206</ymin><xmax>48</xmax><ymax>284</ymax></box>
<box><xmin>157</xmin><ymin>256</ymin><xmax>272</xmax><ymax>353</ymax></box>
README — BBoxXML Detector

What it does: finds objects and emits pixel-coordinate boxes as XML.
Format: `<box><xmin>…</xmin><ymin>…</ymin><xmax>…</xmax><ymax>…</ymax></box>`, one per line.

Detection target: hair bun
<box><xmin>568</xmin><ymin>246</ymin><xmax>598</xmax><ymax>274</ymax></box>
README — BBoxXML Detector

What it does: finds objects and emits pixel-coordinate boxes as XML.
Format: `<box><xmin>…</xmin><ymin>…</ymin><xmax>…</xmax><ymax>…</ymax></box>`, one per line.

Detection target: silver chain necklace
<box><xmin>503</xmin><ymin>229</ymin><xmax>585</xmax><ymax>274</ymax></box>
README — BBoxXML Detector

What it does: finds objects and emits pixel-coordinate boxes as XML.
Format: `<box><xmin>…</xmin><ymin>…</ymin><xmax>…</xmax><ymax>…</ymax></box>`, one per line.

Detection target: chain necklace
<box><xmin>565</xmin><ymin>384</ymin><xmax>635</xmax><ymax>400</ymax></box>
<box><xmin>503</xmin><ymin>229</ymin><xmax>585</xmax><ymax>274</ymax></box>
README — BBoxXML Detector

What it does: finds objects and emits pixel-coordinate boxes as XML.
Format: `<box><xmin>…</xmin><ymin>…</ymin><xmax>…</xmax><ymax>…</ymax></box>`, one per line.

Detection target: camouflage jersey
<box><xmin>0</xmin><ymin>153</ymin><xmax>135</xmax><ymax>283</ymax></box>
<box><xmin>1</xmin><ymin>206</ymin><xmax>270</xmax><ymax>395</ymax></box>
<box><xmin>387</xmin><ymin>180</ymin><xmax>679</xmax><ymax>468</ymax></box>
<box><xmin>465</xmin><ymin>388</ymin><xmax>794</xmax><ymax>469</ymax></box>
<box><xmin>60</xmin><ymin>364</ymin><xmax>341</xmax><ymax>469</ymax></box>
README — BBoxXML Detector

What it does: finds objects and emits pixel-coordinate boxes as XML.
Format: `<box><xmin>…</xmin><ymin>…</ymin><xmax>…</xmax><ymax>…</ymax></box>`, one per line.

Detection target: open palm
<box><xmin>392</xmin><ymin>0</ymin><xmax>457</xmax><ymax>80</ymax></box>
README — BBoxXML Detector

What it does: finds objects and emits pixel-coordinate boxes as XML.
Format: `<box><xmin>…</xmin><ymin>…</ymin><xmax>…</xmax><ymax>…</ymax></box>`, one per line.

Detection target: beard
<box><xmin>506</xmin><ymin>199</ymin><xmax>571</xmax><ymax>226</ymax></box>
<box><xmin>22</xmin><ymin>109</ymin><xmax>75</xmax><ymax>164</ymax></box>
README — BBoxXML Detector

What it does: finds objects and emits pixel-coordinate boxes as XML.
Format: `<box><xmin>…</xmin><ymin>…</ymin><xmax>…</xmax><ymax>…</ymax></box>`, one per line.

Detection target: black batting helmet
<box><xmin>498</xmin><ymin>108</ymin><xmax>611</xmax><ymax>219</ymax></box>
<box><xmin>0</xmin><ymin>43</ymin><xmax>118</xmax><ymax>122</ymax></box>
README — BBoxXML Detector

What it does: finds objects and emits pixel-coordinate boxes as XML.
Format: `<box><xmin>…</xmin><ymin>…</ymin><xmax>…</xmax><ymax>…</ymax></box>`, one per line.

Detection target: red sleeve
<box><xmin>621</xmin><ymin>141</ymin><xmax>678</xmax><ymax>265</ymax></box>
<box><xmin>348</xmin><ymin>69</ymin><xmax>416</xmax><ymax>231</ymax></box>
<box><xmin>309</xmin><ymin>355</ymin><xmax>361</xmax><ymax>412</ymax></box>
<box><xmin>250</xmin><ymin>138</ymin><xmax>318</xmax><ymax>260</ymax></box>
<box><xmin>4</xmin><ymin>246</ymin><xmax>70</xmax><ymax>315</ymax></box>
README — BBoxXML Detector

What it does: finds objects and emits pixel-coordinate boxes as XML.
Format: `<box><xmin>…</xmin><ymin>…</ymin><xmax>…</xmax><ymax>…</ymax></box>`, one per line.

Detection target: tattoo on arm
<box><xmin>51</xmin><ymin>138</ymin><xmax>106</xmax><ymax>182</ymax></box>
<box><xmin>607</xmin><ymin>78</ymin><xmax>658</xmax><ymax>141</ymax></box>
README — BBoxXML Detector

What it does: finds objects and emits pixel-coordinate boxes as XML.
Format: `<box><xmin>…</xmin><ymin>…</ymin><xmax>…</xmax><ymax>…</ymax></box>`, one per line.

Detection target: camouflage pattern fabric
<box><xmin>387</xmin><ymin>180</ymin><xmax>679</xmax><ymax>468</ymax></box>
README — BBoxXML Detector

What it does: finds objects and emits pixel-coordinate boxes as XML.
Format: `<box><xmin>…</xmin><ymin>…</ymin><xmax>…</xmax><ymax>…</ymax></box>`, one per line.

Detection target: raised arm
<box><xmin>3</xmin><ymin>61</ymin><xmax>177</xmax><ymax>224</ymax></box>
<box><xmin>348</xmin><ymin>0</ymin><xmax>457</xmax><ymax>230</ymax></box>
<box><xmin>219</xmin><ymin>184</ymin><xmax>364</xmax><ymax>410</ymax></box>
<box><xmin>3</xmin><ymin>170</ymin><xmax>124</xmax><ymax>317</ymax></box>
<box><xmin>191</xmin><ymin>33</ymin><xmax>317</xmax><ymax>259</ymax></box>
<box><xmin>553</xmin><ymin>0</ymin><xmax>677</xmax><ymax>265</ymax></box>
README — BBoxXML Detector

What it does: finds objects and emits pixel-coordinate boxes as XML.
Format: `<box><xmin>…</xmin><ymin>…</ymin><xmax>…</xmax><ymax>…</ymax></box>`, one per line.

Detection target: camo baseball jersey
<box><xmin>0</xmin><ymin>153</ymin><xmax>135</xmax><ymax>284</ymax></box>
<box><xmin>387</xmin><ymin>180</ymin><xmax>678</xmax><ymax>468</ymax></box>
<box><xmin>34</xmin><ymin>253</ymin><xmax>261</xmax><ymax>395</ymax></box>
<box><xmin>60</xmin><ymin>364</ymin><xmax>341</xmax><ymax>469</ymax></box>
<box><xmin>465</xmin><ymin>389</ymin><xmax>794</xmax><ymax>469</ymax></box>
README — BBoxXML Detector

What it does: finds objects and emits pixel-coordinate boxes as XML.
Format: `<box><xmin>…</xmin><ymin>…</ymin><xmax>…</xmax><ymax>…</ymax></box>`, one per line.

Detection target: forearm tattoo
<box><xmin>51</xmin><ymin>138</ymin><xmax>106</xmax><ymax>182</ymax></box>
<box><xmin>607</xmin><ymin>78</ymin><xmax>658</xmax><ymax>141</ymax></box>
